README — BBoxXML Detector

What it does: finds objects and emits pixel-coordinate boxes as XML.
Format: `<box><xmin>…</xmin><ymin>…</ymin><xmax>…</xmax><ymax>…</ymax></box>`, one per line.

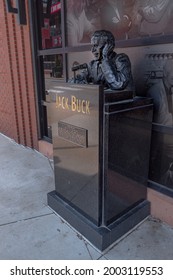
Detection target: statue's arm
<box><xmin>101</xmin><ymin>51</ymin><xmax>132</xmax><ymax>90</ymax></box>
<box><xmin>69</xmin><ymin>65</ymin><xmax>92</xmax><ymax>84</ymax></box>
<box><xmin>74</xmin><ymin>62</ymin><xmax>94</xmax><ymax>84</ymax></box>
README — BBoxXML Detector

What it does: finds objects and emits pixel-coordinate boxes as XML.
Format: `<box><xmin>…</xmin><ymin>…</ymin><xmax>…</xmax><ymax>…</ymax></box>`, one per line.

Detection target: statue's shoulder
<box><xmin>89</xmin><ymin>60</ymin><xmax>96</xmax><ymax>66</ymax></box>
<box><xmin>115</xmin><ymin>52</ymin><xmax>130</xmax><ymax>63</ymax></box>
<box><xmin>113</xmin><ymin>52</ymin><xmax>131</xmax><ymax>70</ymax></box>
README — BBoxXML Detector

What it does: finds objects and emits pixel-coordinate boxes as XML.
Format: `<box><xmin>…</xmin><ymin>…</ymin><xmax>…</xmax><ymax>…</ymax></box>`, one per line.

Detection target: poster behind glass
<box><xmin>41</xmin><ymin>0</ymin><xmax>62</xmax><ymax>49</ymax></box>
<box><xmin>66</xmin><ymin>0</ymin><xmax>173</xmax><ymax>47</ymax></box>
<box><xmin>144</xmin><ymin>53</ymin><xmax>173</xmax><ymax>190</ymax></box>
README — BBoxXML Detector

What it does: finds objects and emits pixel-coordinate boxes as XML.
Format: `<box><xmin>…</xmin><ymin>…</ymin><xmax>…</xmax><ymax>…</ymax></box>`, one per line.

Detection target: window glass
<box><xmin>43</xmin><ymin>54</ymin><xmax>63</xmax><ymax>139</ymax></box>
<box><xmin>66</xmin><ymin>0</ymin><xmax>135</xmax><ymax>46</ymax></box>
<box><xmin>43</xmin><ymin>54</ymin><xmax>63</xmax><ymax>91</ymax></box>
<box><xmin>66</xmin><ymin>0</ymin><xmax>173</xmax><ymax>47</ymax></box>
<box><xmin>68</xmin><ymin>51</ymin><xmax>92</xmax><ymax>80</ymax></box>
<box><xmin>143</xmin><ymin>53</ymin><xmax>173</xmax><ymax>190</ymax></box>
<box><xmin>149</xmin><ymin>128</ymin><xmax>173</xmax><ymax>190</ymax></box>
<box><xmin>40</xmin><ymin>0</ymin><xmax>62</xmax><ymax>49</ymax></box>
<box><xmin>66</xmin><ymin>0</ymin><xmax>98</xmax><ymax>46</ymax></box>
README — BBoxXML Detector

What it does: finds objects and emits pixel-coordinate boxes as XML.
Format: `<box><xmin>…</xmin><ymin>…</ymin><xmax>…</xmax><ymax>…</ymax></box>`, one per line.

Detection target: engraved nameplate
<box><xmin>58</xmin><ymin>121</ymin><xmax>88</xmax><ymax>148</ymax></box>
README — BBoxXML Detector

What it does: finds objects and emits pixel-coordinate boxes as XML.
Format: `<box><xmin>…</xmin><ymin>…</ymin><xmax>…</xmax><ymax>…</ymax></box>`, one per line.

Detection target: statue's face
<box><xmin>91</xmin><ymin>36</ymin><xmax>105</xmax><ymax>60</ymax></box>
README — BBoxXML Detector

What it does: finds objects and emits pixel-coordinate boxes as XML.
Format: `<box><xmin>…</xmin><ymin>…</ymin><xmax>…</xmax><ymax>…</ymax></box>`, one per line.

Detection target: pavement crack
<box><xmin>83</xmin><ymin>241</ymin><xmax>94</xmax><ymax>259</ymax></box>
<box><xmin>0</xmin><ymin>213</ymin><xmax>54</xmax><ymax>227</ymax></box>
<box><xmin>48</xmin><ymin>158</ymin><xmax>54</xmax><ymax>173</ymax></box>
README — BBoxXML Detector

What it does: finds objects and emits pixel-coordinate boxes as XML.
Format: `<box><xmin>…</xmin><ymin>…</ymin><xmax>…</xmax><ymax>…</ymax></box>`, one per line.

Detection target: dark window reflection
<box><xmin>40</xmin><ymin>0</ymin><xmax>62</xmax><ymax>49</ymax></box>
<box><xmin>145</xmin><ymin>54</ymin><xmax>173</xmax><ymax>127</ymax></box>
<box><xmin>142</xmin><ymin>53</ymin><xmax>173</xmax><ymax>190</ymax></box>
<box><xmin>43</xmin><ymin>54</ymin><xmax>63</xmax><ymax>90</ymax></box>
<box><xmin>149</xmin><ymin>128</ymin><xmax>173</xmax><ymax>190</ymax></box>
<box><xmin>43</xmin><ymin>54</ymin><xmax>63</xmax><ymax>139</ymax></box>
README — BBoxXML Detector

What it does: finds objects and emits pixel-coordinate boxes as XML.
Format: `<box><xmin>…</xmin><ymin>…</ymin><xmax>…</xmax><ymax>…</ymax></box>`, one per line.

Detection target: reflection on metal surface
<box><xmin>48</xmin><ymin>83</ymin><xmax>100</xmax><ymax>223</ymax></box>
<box><xmin>58</xmin><ymin>121</ymin><xmax>88</xmax><ymax>148</ymax></box>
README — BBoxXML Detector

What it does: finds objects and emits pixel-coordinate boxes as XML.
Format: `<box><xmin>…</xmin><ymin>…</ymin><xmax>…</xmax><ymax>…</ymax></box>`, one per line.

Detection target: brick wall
<box><xmin>0</xmin><ymin>0</ymin><xmax>38</xmax><ymax>149</ymax></box>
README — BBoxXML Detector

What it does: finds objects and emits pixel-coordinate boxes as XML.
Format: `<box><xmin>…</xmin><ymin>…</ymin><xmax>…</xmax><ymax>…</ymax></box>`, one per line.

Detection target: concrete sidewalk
<box><xmin>0</xmin><ymin>133</ymin><xmax>173</xmax><ymax>260</ymax></box>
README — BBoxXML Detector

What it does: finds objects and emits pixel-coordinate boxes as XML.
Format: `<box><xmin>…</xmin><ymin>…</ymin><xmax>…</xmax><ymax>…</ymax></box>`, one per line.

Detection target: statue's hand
<box><xmin>102</xmin><ymin>43</ymin><xmax>112</xmax><ymax>60</ymax></box>
<box><xmin>68</xmin><ymin>75</ymin><xmax>88</xmax><ymax>84</ymax></box>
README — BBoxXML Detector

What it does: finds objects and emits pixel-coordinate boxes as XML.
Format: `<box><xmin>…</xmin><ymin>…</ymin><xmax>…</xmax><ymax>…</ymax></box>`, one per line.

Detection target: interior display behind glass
<box><xmin>66</xmin><ymin>0</ymin><xmax>173</xmax><ymax>47</ymax></box>
<box><xmin>40</xmin><ymin>0</ymin><xmax>62</xmax><ymax>49</ymax></box>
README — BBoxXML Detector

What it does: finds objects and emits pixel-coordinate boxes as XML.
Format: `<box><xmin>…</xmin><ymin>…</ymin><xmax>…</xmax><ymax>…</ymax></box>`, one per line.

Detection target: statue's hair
<box><xmin>91</xmin><ymin>30</ymin><xmax>115</xmax><ymax>48</ymax></box>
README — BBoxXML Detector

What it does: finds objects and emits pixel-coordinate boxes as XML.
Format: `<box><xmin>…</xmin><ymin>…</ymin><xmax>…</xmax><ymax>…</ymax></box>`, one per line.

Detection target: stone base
<box><xmin>48</xmin><ymin>190</ymin><xmax>150</xmax><ymax>251</ymax></box>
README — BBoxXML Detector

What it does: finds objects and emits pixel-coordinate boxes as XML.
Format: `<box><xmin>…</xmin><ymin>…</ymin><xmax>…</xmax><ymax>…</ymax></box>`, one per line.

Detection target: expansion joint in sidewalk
<box><xmin>0</xmin><ymin>212</ymin><xmax>54</xmax><ymax>227</ymax></box>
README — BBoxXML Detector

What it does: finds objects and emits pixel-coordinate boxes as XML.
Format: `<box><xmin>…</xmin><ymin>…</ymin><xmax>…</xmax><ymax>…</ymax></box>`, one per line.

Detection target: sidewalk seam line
<box><xmin>0</xmin><ymin>212</ymin><xmax>54</xmax><ymax>227</ymax></box>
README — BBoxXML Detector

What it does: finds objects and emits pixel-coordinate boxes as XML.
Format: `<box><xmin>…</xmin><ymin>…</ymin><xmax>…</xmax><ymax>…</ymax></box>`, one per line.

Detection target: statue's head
<box><xmin>91</xmin><ymin>30</ymin><xmax>115</xmax><ymax>60</ymax></box>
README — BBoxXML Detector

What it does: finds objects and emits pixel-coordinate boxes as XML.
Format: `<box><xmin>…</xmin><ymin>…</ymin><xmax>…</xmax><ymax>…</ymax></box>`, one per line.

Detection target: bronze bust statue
<box><xmin>71</xmin><ymin>30</ymin><xmax>133</xmax><ymax>91</ymax></box>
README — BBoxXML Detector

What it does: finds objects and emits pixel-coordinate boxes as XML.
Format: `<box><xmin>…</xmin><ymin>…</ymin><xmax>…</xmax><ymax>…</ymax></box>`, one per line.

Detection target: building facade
<box><xmin>1</xmin><ymin>0</ymin><xmax>173</xmax><ymax>225</ymax></box>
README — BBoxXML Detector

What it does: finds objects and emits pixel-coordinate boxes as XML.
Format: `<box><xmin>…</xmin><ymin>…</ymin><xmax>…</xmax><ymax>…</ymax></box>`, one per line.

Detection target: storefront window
<box><xmin>40</xmin><ymin>0</ymin><xmax>62</xmax><ymax>49</ymax></box>
<box><xmin>66</xmin><ymin>0</ymin><xmax>136</xmax><ymax>46</ymax></box>
<box><xmin>143</xmin><ymin>53</ymin><xmax>173</xmax><ymax>190</ymax></box>
<box><xmin>67</xmin><ymin>51</ymin><xmax>92</xmax><ymax>79</ymax></box>
<box><xmin>44</xmin><ymin>54</ymin><xmax>63</xmax><ymax>86</ymax></box>
<box><xmin>66</xmin><ymin>0</ymin><xmax>95</xmax><ymax>46</ymax></box>
<box><xmin>149</xmin><ymin>128</ymin><xmax>173</xmax><ymax>190</ymax></box>
<box><xmin>42</xmin><ymin>54</ymin><xmax>63</xmax><ymax>139</ymax></box>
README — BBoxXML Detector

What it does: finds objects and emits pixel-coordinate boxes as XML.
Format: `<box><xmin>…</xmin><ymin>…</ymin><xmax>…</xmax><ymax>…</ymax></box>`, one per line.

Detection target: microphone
<box><xmin>72</xmin><ymin>63</ymin><xmax>88</xmax><ymax>71</ymax></box>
